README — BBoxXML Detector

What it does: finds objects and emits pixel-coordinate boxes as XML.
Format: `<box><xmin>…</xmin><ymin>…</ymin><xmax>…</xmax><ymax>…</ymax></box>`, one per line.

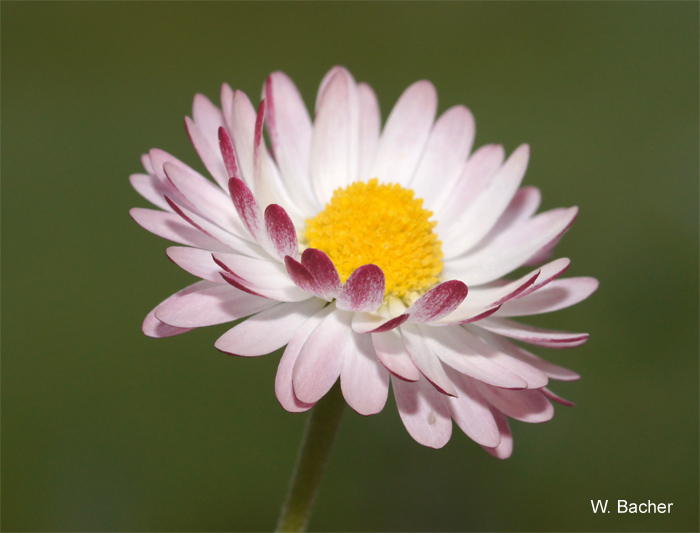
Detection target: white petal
<box><xmin>357</xmin><ymin>82</ymin><xmax>381</xmax><ymax>181</ymax></box>
<box><xmin>392</xmin><ymin>375</ymin><xmax>452</xmax><ymax>449</ymax></box>
<box><xmin>478</xmin><ymin>384</ymin><xmax>554</xmax><ymax>423</ymax></box>
<box><xmin>275</xmin><ymin>306</ymin><xmax>334</xmax><ymax>412</ymax></box>
<box><xmin>215</xmin><ymin>298</ymin><xmax>326</xmax><ymax>356</ymax></box>
<box><xmin>341</xmin><ymin>332</ymin><xmax>390</xmax><ymax>415</ymax></box>
<box><xmin>292</xmin><ymin>307</ymin><xmax>353</xmax><ymax>404</ymax></box>
<box><xmin>445</xmin><ymin>369</ymin><xmax>500</xmax><ymax>448</ymax></box>
<box><xmin>310</xmin><ymin>67</ymin><xmax>360</xmax><ymax>204</ymax></box>
<box><xmin>371</xmin><ymin>80</ymin><xmax>437</xmax><ymax>186</ymax></box>
<box><xmin>411</xmin><ymin>105</ymin><xmax>475</xmax><ymax>211</ymax></box>
<box><xmin>496</xmin><ymin>277</ymin><xmax>599</xmax><ymax>317</ymax></box>
<box><xmin>482</xmin><ymin>408</ymin><xmax>513</xmax><ymax>459</ymax></box>
<box><xmin>372</xmin><ymin>329</ymin><xmax>421</xmax><ymax>382</ymax></box>
<box><xmin>442</xmin><ymin>144</ymin><xmax>530</xmax><ymax>254</ymax></box>
<box><xmin>130</xmin><ymin>208</ymin><xmax>231</xmax><ymax>252</ymax></box>
<box><xmin>154</xmin><ymin>281</ymin><xmax>274</xmax><ymax>328</ymax></box>
<box><xmin>401</xmin><ymin>324</ymin><xmax>458</xmax><ymax>396</ymax></box>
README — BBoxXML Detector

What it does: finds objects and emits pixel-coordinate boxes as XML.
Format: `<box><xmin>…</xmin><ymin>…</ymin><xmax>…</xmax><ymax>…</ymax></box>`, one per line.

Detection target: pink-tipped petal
<box><xmin>336</xmin><ymin>264</ymin><xmax>386</xmax><ymax>312</ymax></box>
<box><xmin>392</xmin><ymin>375</ymin><xmax>452</xmax><ymax>449</ymax></box>
<box><xmin>154</xmin><ymin>281</ymin><xmax>274</xmax><ymax>328</ymax></box>
<box><xmin>406</xmin><ymin>280</ymin><xmax>469</xmax><ymax>323</ymax></box>
<box><xmin>292</xmin><ymin>307</ymin><xmax>353</xmax><ymax>404</ymax></box>
<box><xmin>265</xmin><ymin>204</ymin><xmax>299</xmax><ymax>261</ymax></box>
<box><xmin>340</xmin><ymin>333</ymin><xmax>390</xmax><ymax>416</ymax></box>
<box><xmin>301</xmin><ymin>248</ymin><xmax>341</xmax><ymax>299</ymax></box>
<box><xmin>218</xmin><ymin>126</ymin><xmax>239</xmax><ymax>179</ymax></box>
<box><xmin>226</xmin><ymin>90</ymin><xmax>257</xmax><ymax>187</ymax></box>
<box><xmin>163</xmin><ymin>161</ymin><xmax>248</xmax><ymax>238</ymax></box>
<box><xmin>215</xmin><ymin>298</ymin><xmax>326</xmax><ymax>356</ymax></box>
<box><xmin>542</xmin><ymin>387</ymin><xmax>575</xmax><ymax>407</ymax></box>
<box><xmin>276</xmin><ymin>306</ymin><xmax>334</xmax><ymax>413</ymax></box>
<box><xmin>372</xmin><ymin>329</ymin><xmax>421</xmax><ymax>382</ymax></box>
<box><xmin>284</xmin><ymin>256</ymin><xmax>317</xmax><ymax>292</ymax></box>
<box><xmin>477</xmin><ymin>317</ymin><xmax>589</xmax><ymax>348</ymax></box>
<box><xmin>214</xmin><ymin>252</ymin><xmax>311</xmax><ymax>302</ymax></box>
<box><xmin>371</xmin><ymin>80</ymin><xmax>437</xmax><ymax>186</ymax></box>
<box><xmin>496</xmin><ymin>277</ymin><xmax>599</xmax><ymax>317</ymax></box>
<box><xmin>352</xmin><ymin>312</ymin><xmax>410</xmax><ymax>334</ymax></box>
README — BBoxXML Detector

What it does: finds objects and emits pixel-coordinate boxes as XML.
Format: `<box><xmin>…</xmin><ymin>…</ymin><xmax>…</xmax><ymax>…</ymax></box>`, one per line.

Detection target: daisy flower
<box><xmin>130</xmin><ymin>66</ymin><xmax>597</xmax><ymax>458</ymax></box>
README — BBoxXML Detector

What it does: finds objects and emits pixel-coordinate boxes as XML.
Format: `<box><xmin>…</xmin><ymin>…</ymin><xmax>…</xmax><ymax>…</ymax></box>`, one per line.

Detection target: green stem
<box><xmin>275</xmin><ymin>382</ymin><xmax>346</xmax><ymax>532</ymax></box>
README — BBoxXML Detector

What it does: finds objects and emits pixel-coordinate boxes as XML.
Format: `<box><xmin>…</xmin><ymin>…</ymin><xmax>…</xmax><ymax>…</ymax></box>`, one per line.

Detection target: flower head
<box><xmin>131</xmin><ymin>66</ymin><xmax>597</xmax><ymax>457</ymax></box>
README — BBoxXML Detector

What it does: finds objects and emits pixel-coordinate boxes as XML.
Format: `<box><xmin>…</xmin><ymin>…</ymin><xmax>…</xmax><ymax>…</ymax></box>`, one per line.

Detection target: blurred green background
<box><xmin>3</xmin><ymin>2</ymin><xmax>698</xmax><ymax>532</ymax></box>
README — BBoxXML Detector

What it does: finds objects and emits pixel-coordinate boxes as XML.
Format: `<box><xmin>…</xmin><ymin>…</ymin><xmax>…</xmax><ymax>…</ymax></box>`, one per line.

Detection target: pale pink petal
<box><xmin>142</xmin><ymin>308</ymin><xmax>192</xmax><ymax>338</ymax></box>
<box><xmin>357</xmin><ymin>82</ymin><xmax>381</xmax><ymax>181</ymax></box>
<box><xmin>401</xmin><ymin>324</ymin><xmax>457</xmax><ymax>397</ymax></box>
<box><xmin>185</xmin><ymin>109</ymin><xmax>229</xmax><ymax>190</ymax></box>
<box><xmin>372</xmin><ymin>329</ymin><xmax>421</xmax><ymax>382</ymax></box>
<box><xmin>496</xmin><ymin>277</ymin><xmax>599</xmax><ymax>317</ymax></box>
<box><xmin>476</xmin><ymin>330</ymin><xmax>580</xmax><ymax>382</ymax></box>
<box><xmin>264</xmin><ymin>71</ymin><xmax>319</xmax><ymax>214</ymax></box>
<box><xmin>165</xmin><ymin>195</ymin><xmax>266</xmax><ymax>258</ymax></box>
<box><xmin>215</xmin><ymin>298</ymin><xmax>326</xmax><ymax>356</ymax></box>
<box><xmin>482</xmin><ymin>409</ymin><xmax>513</xmax><ymax>459</ymax></box>
<box><xmin>352</xmin><ymin>312</ymin><xmax>409</xmax><ymax>334</ymax></box>
<box><xmin>422</xmin><ymin>326</ymin><xmax>529</xmax><ymax>389</ymax></box>
<box><xmin>292</xmin><ymin>307</ymin><xmax>353</xmax><ymax>404</ymax></box>
<box><xmin>442</xmin><ymin>207</ymin><xmax>578</xmax><ymax>285</ymax></box>
<box><xmin>163</xmin><ymin>161</ymin><xmax>248</xmax><ymax>238</ymax></box>
<box><xmin>340</xmin><ymin>332</ymin><xmax>390</xmax><ymax>416</ymax></box>
<box><xmin>213</xmin><ymin>252</ymin><xmax>311</xmax><ymax>302</ymax></box>
<box><xmin>301</xmin><ymin>248</ymin><xmax>341</xmax><ymax>300</ymax></box>
<box><xmin>264</xmin><ymin>204</ymin><xmax>299</xmax><ymax>261</ymax></box>
<box><xmin>476</xmin><ymin>317</ymin><xmax>589</xmax><ymax>348</ymax></box>
<box><xmin>392</xmin><ymin>376</ymin><xmax>452</xmax><ymax>449</ymax></box>
<box><xmin>252</xmin><ymin>100</ymin><xmax>303</xmax><ymax>223</ymax></box>
<box><xmin>336</xmin><ymin>264</ymin><xmax>385</xmax><ymax>312</ymax></box>
<box><xmin>276</xmin><ymin>306</ymin><xmax>334</xmax><ymax>412</ymax></box>
<box><xmin>154</xmin><ymin>280</ymin><xmax>274</xmax><ymax>328</ymax></box>
<box><xmin>445</xmin><ymin>369</ymin><xmax>500</xmax><ymax>448</ymax></box>
<box><xmin>477</xmin><ymin>384</ymin><xmax>554</xmax><ymax>423</ymax></box>
<box><xmin>411</xmin><ymin>105</ymin><xmax>475</xmax><ymax>211</ymax></box>
<box><xmin>166</xmin><ymin>246</ymin><xmax>222</xmax><ymax>283</ymax></box>
<box><xmin>130</xmin><ymin>173</ymin><xmax>172</xmax><ymax>211</ymax></box>
<box><xmin>436</xmin><ymin>144</ymin><xmax>506</xmax><ymax>226</ymax></box>
<box><xmin>405</xmin><ymin>280</ymin><xmax>468</xmax><ymax>323</ymax></box>
<box><xmin>129</xmin><ymin>208</ymin><xmax>231</xmax><ymax>252</ymax></box>
<box><xmin>310</xmin><ymin>67</ymin><xmax>360</xmax><ymax>203</ymax></box>
<box><xmin>442</xmin><ymin>144</ymin><xmax>530</xmax><ymax>254</ymax></box>
<box><xmin>227</xmin><ymin>90</ymin><xmax>257</xmax><ymax>188</ymax></box>
<box><xmin>436</xmin><ymin>258</ymin><xmax>571</xmax><ymax>325</ymax></box>
<box><xmin>371</xmin><ymin>81</ymin><xmax>437</xmax><ymax>186</ymax></box>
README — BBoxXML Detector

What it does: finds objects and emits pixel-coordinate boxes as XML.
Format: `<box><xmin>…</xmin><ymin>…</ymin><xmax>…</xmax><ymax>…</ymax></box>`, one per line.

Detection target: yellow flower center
<box><xmin>304</xmin><ymin>178</ymin><xmax>443</xmax><ymax>302</ymax></box>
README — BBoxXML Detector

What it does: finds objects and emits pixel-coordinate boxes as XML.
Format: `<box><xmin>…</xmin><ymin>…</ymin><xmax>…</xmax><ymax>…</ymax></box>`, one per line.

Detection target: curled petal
<box><xmin>336</xmin><ymin>264</ymin><xmax>385</xmax><ymax>312</ymax></box>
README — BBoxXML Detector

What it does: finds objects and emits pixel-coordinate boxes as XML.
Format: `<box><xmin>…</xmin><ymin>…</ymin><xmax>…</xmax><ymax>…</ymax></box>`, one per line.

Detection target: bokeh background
<box><xmin>3</xmin><ymin>2</ymin><xmax>698</xmax><ymax>532</ymax></box>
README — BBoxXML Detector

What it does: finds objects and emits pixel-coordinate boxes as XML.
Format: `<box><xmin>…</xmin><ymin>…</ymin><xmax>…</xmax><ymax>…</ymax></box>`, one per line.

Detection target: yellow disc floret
<box><xmin>304</xmin><ymin>178</ymin><xmax>443</xmax><ymax>301</ymax></box>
